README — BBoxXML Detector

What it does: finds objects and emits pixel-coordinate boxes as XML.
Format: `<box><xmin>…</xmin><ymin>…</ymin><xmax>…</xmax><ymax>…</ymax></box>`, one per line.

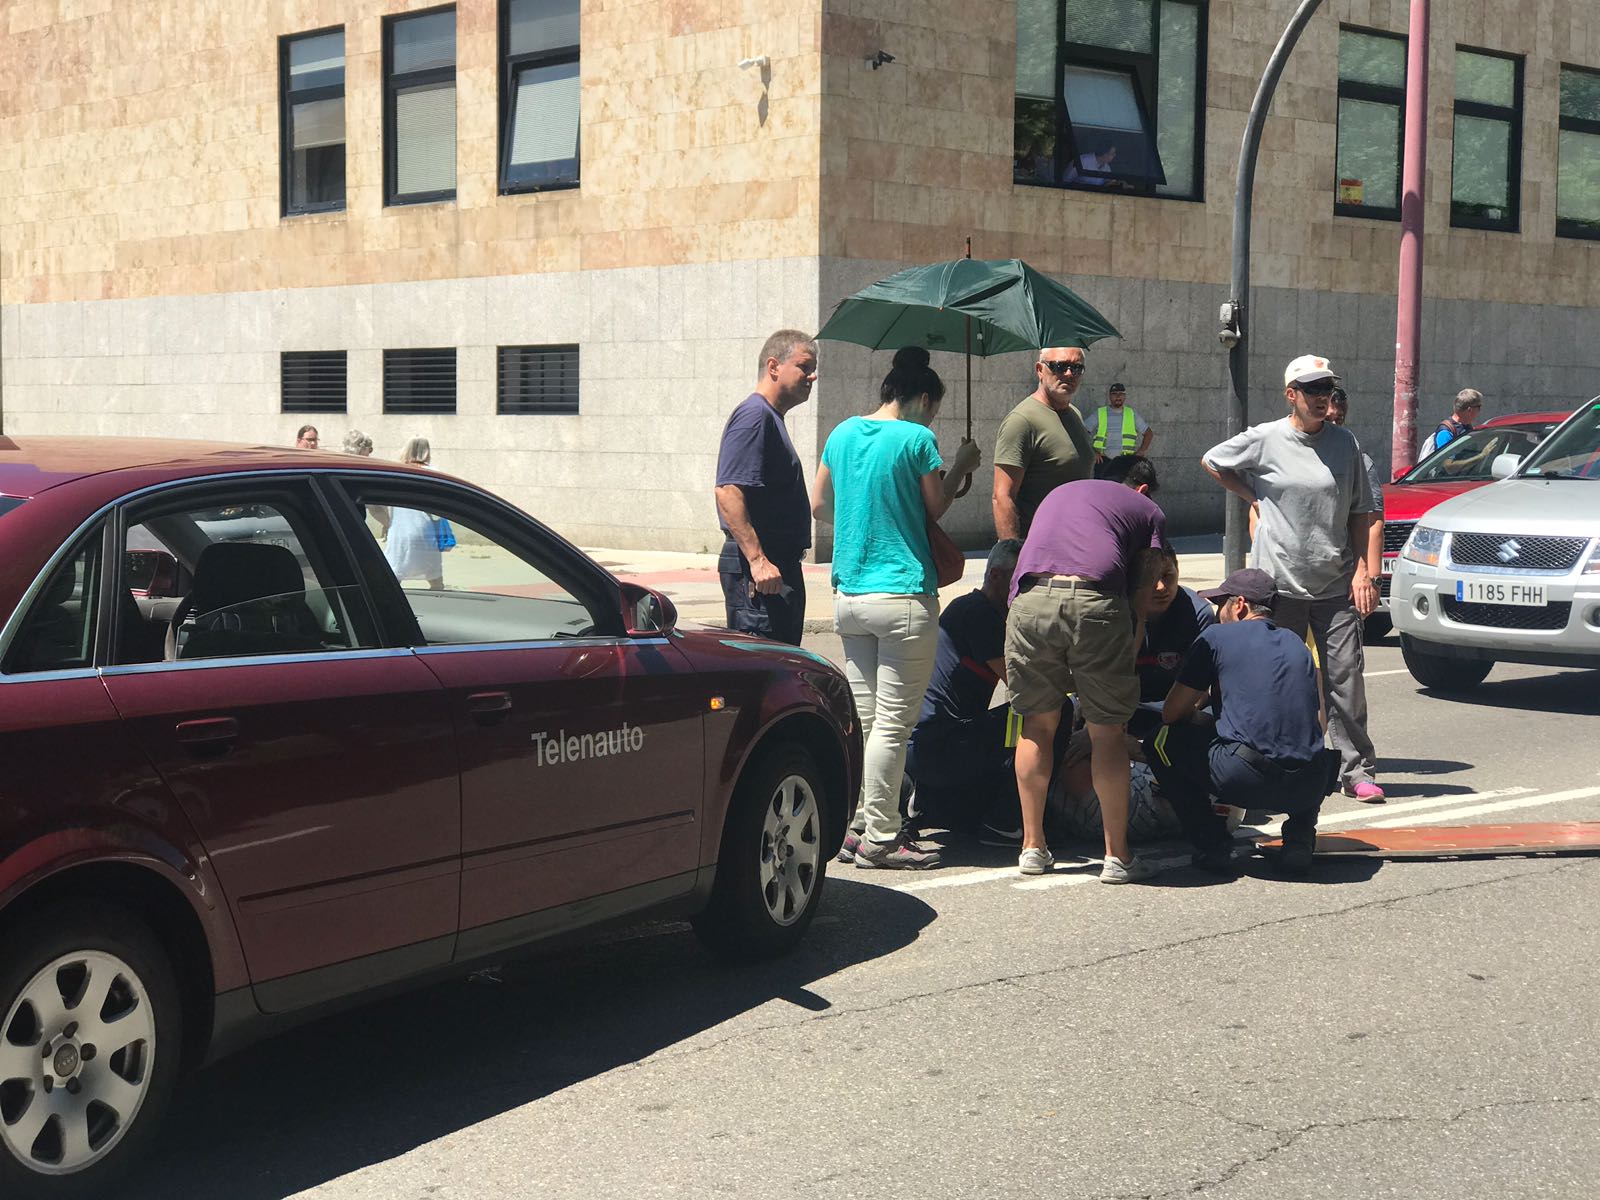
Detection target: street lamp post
<box><xmin>1222</xmin><ymin>0</ymin><xmax>1326</xmax><ymax>573</ymax></box>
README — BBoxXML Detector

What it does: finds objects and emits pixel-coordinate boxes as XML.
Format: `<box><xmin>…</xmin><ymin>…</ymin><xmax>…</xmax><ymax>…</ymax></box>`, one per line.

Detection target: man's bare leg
<box><xmin>1087</xmin><ymin>720</ymin><xmax>1133</xmax><ymax>862</ymax></box>
<box><xmin>1016</xmin><ymin>709</ymin><xmax>1062</xmax><ymax>852</ymax></box>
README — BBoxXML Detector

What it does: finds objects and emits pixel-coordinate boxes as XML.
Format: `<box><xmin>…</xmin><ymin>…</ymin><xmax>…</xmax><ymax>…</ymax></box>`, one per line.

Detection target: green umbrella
<box><xmin>817</xmin><ymin>256</ymin><xmax>1120</xmax><ymax>366</ymax></box>
<box><xmin>816</xmin><ymin>248</ymin><xmax>1120</xmax><ymax>490</ymax></box>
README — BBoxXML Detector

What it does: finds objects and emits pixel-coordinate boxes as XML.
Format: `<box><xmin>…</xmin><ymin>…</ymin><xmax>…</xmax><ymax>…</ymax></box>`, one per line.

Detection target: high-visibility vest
<box><xmin>1094</xmin><ymin>405</ymin><xmax>1139</xmax><ymax>453</ymax></box>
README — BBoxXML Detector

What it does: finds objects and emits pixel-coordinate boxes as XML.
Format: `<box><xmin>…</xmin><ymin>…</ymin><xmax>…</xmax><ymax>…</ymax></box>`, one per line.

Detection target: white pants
<box><xmin>835</xmin><ymin>593</ymin><xmax>940</xmax><ymax>844</ymax></box>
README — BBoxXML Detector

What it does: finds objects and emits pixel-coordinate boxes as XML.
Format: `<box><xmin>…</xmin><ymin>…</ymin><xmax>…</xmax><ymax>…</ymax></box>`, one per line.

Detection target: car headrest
<box><xmin>189</xmin><ymin>542</ymin><xmax>306</xmax><ymax>617</ymax></box>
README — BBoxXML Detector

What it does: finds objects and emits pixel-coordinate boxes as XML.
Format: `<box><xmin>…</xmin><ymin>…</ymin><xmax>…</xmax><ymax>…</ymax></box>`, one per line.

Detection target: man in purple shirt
<box><xmin>1005</xmin><ymin>455</ymin><xmax>1168</xmax><ymax>883</ymax></box>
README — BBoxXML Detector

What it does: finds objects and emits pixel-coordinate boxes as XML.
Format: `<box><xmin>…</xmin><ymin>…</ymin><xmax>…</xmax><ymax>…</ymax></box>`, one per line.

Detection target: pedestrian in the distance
<box><xmin>813</xmin><ymin>347</ymin><xmax>981</xmax><ymax>870</ymax></box>
<box><xmin>1326</xmin><ymin>387</ymin><xmax>1383</xmax><ymax>513</ymax></box>
<box><xmin>342</xmin><ymin>429</ymin><xmax>374</xmax><ymax>457</ymax></box>
<box><xmin>294</xmin><ymin>424</ymin><xmax>320</xmax><ymax>450</ymax></box>
<box><xmin>992</xmin><ymin>346</ymin><xmax>1097</xmax><ymax>540</ymax></box>
<box><xmin>1421</xmin><ymin>388</ymin><xmax>1485</xmax><ymax>457</ymax></box>
<box><xmin>1088</xmin><ymin>382</ymin><xmax>1154</xmax><ymax>462</ymax></box>
<box><xmin>713</xmin><ymin>330</ymin><xmax>818</xmax><ymax>646</ymax></box>
<box><xmin>385</xmin><ymin>437</ymin><xmax>444</xmax><ymax>590</ymax></box>
<box><xmin>1201</xmin><ymin>354</ymin><xmax>1385</xmax><ymax>802</ymax></box>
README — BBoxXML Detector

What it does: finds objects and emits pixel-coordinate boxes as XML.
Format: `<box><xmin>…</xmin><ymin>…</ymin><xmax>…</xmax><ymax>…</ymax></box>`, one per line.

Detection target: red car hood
<box><xmin>1382</xmin><ymin>479</ymin><xmax>1492</xmax><ymax>522</ymax></box>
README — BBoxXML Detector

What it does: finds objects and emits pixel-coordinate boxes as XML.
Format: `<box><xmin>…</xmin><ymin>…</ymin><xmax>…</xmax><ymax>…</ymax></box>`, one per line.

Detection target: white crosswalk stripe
<box><xmin>882</xmin><ymin>783</ymin><xmax>1600</xmax><ymax>896</ymax></box>
<box><xmin>1366</xmin><ymin>785</ymin><xmax>1600</xmax><ymax>827</ymax></box>
<box><xmin>1254</xmin><ymin>787</ymin><xmax>1537</xmax><ymax>838</ymax></box>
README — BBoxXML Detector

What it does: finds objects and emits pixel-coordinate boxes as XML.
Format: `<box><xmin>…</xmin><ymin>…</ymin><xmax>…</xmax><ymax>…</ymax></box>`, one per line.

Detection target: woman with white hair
<box><xmin>383</xmin><ymin>437</ymin><xmax>444</xmax><ymax>589</ymax></box>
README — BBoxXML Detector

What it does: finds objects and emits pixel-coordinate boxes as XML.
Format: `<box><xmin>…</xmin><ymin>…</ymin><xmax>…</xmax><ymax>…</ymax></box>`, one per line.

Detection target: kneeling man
<box><xmin>1145</xmin><ymin>568</ymin><xmax>1335</xmax><ymax>875</ymax></box>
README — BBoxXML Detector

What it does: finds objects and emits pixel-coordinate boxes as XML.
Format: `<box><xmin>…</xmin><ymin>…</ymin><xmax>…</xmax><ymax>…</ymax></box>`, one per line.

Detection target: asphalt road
<box><xmin>125</xmin><ymin>631</ymin><xmax>1600</xmax><ymax>1200</ymax></box>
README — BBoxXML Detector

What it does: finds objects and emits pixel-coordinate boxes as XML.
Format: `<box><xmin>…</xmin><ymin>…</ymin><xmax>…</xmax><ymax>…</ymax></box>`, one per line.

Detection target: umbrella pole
<box><xmin>951</xmin><ymin>238</ymin><xmax>974</xmax><ymax>499</ymax></box>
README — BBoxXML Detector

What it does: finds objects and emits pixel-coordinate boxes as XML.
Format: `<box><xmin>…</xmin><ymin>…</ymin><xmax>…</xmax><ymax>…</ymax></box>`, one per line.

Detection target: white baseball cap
<box><xmin>1284</xmin><ymin>354</ymin><xmax>1339</xmax><ymax>387</ymax></box>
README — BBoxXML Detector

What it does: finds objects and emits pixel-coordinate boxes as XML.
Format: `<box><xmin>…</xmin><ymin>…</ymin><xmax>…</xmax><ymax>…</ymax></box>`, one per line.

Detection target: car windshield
<box><xmin>0</xmin><ymin>496</ymin><xmax>25</xmax><ymax>520</ymax></box>
<box><xmin>1519</xmin><ymin>401</ymin><xmax>1600</xmax><ymax>480</ymax></box>
<box><xmin>1402</xmin><ymin>426</ymin><xmax>1551</xmax><ymax>483</ymax></box>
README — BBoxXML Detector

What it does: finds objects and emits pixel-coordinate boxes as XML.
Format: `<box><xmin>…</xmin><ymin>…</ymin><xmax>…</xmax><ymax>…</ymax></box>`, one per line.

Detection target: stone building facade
<box><xmin>2</xmin><ymin>0</ymin><xmax>1599</xmax><ymax>550</ymax></box>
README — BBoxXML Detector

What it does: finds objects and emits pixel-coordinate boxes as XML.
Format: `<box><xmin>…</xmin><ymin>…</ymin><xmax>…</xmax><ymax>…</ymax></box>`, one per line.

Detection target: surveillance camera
<box><xmin>870</xmin><ymin>50</ymin><xmax>895</xmax><ymax>69</ymax></box>
<box><xmin>1218</xmin><ymin>326</ymin><xmax>1241</xmax><ymax>350</ymax></box>
<box><xmin>737</xmin><ymin>55</ymin><xmax>769</xmax><ymax>70</ymax></box>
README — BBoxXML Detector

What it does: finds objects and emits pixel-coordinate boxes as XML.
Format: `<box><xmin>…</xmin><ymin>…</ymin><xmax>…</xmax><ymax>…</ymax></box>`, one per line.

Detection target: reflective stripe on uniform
<box><xmin>1152</xmin><ymin>723</ymin><xmax>1173</xmax><ymax>767</ymax></box>
<box><xmin>1094</xmin><ymin>405</ymin><xmax>1139</xmax><ymax>453</ymax></box>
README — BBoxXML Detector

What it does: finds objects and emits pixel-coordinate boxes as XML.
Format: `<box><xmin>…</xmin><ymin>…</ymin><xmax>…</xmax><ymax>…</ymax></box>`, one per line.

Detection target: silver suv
<box><xmin>1390</xmin><ymin>400</ymin><xmax>1600</xmax><ymax>691</ymax></box>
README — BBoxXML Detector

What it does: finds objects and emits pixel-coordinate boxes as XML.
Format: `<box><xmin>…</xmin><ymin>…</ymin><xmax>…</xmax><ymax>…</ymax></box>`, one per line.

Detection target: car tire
<box><xmin>1400</xmin><ymin>634</ymin><xmax>1494</xmax><ymax>692</ymax></box>
<box><xmin>0</xmin><ymin>903</ymin><xmax>183</xmax><ymax>1200</ymax></box>
<box><xmin>693</xmin><ymin>744</ymin><xmax>829</xmax><ymax>961</ymax></box>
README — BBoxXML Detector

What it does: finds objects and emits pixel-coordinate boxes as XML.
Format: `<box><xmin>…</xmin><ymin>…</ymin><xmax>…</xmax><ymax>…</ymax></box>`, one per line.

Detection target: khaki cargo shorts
<box><xmin>1004</xmin><ymin>578</ymin><xmax>1139</xmax><ymax>726</ymax></box>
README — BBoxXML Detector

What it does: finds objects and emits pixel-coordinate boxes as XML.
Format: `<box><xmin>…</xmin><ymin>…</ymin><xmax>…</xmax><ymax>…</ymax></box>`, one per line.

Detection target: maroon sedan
<box><xmin>0</xmin><ymin>438</ymin><xmax>859</xmax><ymax>1197</ymax></box>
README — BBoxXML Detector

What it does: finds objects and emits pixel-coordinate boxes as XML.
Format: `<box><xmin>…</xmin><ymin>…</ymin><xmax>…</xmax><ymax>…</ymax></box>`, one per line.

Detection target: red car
<box><xmin>1378</xmin><ymin>410</ymin><xmax>1572</xmax><ymax>616</ymax></box>
<box><xmin>0</xmin><ymin>438</ymin><xmax>860</xmax><ymax>1198</ymax></box>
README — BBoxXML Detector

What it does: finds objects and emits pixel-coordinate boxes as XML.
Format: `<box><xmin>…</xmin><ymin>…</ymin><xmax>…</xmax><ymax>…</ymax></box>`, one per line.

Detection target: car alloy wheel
<box><xmin>759</xmin><ymin>773</ymin><xmax>821</xmax><ymax>927</ymax></box>
<box><xmin>0</xmin><ymin>949</ymin><xmax>157</xmax><ymax>1178</ymax></box>
<box><xmin>694</xmin><ymin>743</ymin><xmax>832</xmax><ymax>960</ymax></box>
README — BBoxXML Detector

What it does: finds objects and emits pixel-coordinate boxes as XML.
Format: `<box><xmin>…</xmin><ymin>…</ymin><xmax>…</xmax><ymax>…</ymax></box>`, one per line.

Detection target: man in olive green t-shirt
<box><xmin>992</xmin><ymin>346</ymin><xmax>1097</xmax><ymax>539</ymax></box>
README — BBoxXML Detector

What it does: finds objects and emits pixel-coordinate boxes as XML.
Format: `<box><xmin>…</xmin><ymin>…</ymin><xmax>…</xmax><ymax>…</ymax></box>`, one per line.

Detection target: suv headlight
<box><xmin>1585</xmin><ymin>541</ymin><xmax>1600</xmax><ymax>575</ymax></box>
<box><xmin>1403</xmin><ymin>525</ymin><xmax>1445</xmax><ymax>567</ymax></box>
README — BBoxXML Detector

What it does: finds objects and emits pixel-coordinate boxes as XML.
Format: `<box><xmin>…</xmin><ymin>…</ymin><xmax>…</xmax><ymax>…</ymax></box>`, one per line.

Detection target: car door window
<box><xmin>115</xmin><ymin>488</ymin><xmax>379</xmax><ymax>664</ymax></box>
<box><xmin>348</xmin><ymin>484</ymin><xmax>607</xmax><ymax>645</ymax></box>
<box><xmin>3</xmin><ymin>530</ymin><xmax>102</xmax><ymax>674</ymax></box>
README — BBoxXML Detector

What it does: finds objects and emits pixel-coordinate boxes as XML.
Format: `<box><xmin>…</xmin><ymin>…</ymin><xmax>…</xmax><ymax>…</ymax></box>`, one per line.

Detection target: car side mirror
<box><xmin>620</xmin><ymin>582</ymin><xmax>678</xmax><ymax>635</ymax></box>
<box><xmin>125</xmin><ymin>549</ymin><xmax>181</xmax><ymax>598</ymax></box>
<box><xmin>1490</xmin><ymin>452</ymin><xmax>1522</xmax><ymax>480</ymax></box>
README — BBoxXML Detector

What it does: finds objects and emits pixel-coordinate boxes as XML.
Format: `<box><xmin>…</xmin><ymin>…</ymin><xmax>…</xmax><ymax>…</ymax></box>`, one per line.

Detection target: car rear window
<box><xmin>0</xmin><ymin>496</ymin><xmax>25</xmax><ymax>520</ymax></box>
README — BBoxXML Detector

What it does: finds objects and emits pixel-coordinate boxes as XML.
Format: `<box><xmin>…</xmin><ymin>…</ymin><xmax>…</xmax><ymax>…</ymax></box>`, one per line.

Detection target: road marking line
<box><xmin>1363</xmin><ymin>668</ymin><xmax>1412</xmax><ymax>677</ymax></box>
<box><xmin>1366</xmin><ymin>786</ymin><xmax>1600</xmax><ymax>828</ymax></box>
<box><xmin>1254</xmin><ymin>787</ymin><xmax>1537</xmax><ymax>837</ymax></box>
<box><xmin>892</xmin><ymin>865</ymin><xmax>1034</xmax><ymax>893</ymax></box>
<box><xmin>1011</xmin><ymin>873</ymin><xmax>1099</xmax><ymax>891</ymax></box>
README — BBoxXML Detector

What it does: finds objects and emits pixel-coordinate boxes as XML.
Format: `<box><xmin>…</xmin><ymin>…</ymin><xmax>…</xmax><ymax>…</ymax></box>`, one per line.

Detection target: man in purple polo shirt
<box><xmin>1005</xmin><ymin>455</ymin><xmax>1168</xmax><ymax>883</ymax></box>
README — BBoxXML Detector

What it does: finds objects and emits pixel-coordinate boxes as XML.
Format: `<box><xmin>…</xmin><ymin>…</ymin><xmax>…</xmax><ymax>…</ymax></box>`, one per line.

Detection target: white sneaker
<box><xmin>1018</xmin><ymin>847</ymin><xmax>1054</xmax><ymax>876</ymax></box>
<box><xmin>1100</xmin><ymin>854</ymin><xmax>1161</xmax><ymax>884</ymax></box>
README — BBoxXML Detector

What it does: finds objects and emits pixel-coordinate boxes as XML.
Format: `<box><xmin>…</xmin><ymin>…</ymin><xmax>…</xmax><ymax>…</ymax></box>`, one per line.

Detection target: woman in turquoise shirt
<box><xmin>811</xmin><ymin>347</ymin><xmax>982</xmax><ymax>869</ymax></box>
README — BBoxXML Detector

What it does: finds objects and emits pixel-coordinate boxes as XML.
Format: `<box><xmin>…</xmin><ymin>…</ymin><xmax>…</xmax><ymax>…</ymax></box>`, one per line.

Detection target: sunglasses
<box><xmin>1042</xmin><ymin>360</ymin><xmax>1086</xmax><ymax>377</ymax></box>
<box><xmin>1293</xmin><ymin>381</ymin><xmax>1336</xmax><ymax>397</ymax></box>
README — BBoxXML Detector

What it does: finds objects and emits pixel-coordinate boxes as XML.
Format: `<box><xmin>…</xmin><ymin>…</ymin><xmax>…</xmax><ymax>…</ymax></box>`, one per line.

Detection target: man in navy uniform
<box><xmin>1144</xmin><ymin>568</ymin><xmax>1336</xmax><ymax>875</ymax></box>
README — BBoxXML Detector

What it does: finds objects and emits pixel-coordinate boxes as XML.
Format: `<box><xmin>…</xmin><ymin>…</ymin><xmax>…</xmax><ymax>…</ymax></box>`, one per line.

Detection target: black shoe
<box><xmin>1191</xmin><ymin>846</ymin><xmax>1239</xmax><ymax>876</ymax></box>
<box><xmin>978</xmin><ymin>822</ymin><xmax>1024</xmax><ymax>850</ymax></box>
<box><xmin>1277</xmin><ymin>842</ymin><xmax>1314</xmax><ymax>876</ymax></box>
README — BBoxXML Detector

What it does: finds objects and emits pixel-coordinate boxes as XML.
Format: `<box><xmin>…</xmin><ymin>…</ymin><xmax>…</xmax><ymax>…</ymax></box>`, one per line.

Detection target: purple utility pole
<box><xmin>1392</xmin><ymin>0</ymin><xmax>1430</xmax><ymax>475</ymax></box>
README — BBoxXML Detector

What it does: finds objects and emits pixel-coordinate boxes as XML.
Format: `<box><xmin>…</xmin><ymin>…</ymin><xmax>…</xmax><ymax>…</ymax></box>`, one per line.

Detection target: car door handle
<box><xmin>466</xmin><ymin>691</ymin><xmax>513</xmax><ymax>723</ymax></box>
<box><xmin>175</xmin><ymin>717</ymin><xmax>239</xmax><ymax>755</ymax></box>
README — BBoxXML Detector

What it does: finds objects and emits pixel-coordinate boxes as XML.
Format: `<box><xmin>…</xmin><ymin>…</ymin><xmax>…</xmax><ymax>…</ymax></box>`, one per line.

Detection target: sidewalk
<box><xmin>590</xmin><ymin>535</ymin><xmax>1226</xmax><ymax>633</ymax></box>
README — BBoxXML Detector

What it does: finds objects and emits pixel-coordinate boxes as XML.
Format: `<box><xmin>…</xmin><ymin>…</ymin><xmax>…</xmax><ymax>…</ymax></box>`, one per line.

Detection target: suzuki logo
<box><xmin>1496</xmin><ymin>539</ymin><xmax>1522</xmax><ymax>563</ymax></box>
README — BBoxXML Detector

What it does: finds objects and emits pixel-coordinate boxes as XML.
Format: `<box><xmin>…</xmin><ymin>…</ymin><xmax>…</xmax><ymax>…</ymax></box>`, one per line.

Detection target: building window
<box><xmin>384</xmin><ymin>7</ymin><xmax>457</xmax><ymax>206</ymax></box>
<box><xmin>500</xmin><ymin>0</ymin><xmax>580</xmax><ymax>192</ymax></box>
<box><xmin>383</xmin><ymin>349</ymin><xmax>457</xmax><ymax>415</ymax></box>
<box><xmin>1335</xmin><ymin>28</ymin><xmax>1407</xmax><ymax>221</ymax></box>
<box><xmin>1451</xmin><ymin>49</ymin><xmax>1522</xmax><ymax>232</ymax></box>
<box><xmin>498</xmin><ymin>345</ymin><xmax>579</xmax><ymax>414</ymax></box>
<box><xmin>1014</xmin><ymin>0</ymin><xmax>1206</xmax><ymax>200</ymax></box>
<box><xmin>281</xmin><ymin>351</ymin><xmax>349</xmax><ymax>413</ymax></box>
<box><xmin>1557</xmin><ymin>65</ymin><xmax>1600</xmax><ymax>241</ymax></box>
<box><xmin>280</xmin><ymin>29</ymin><xmax>346</xmax><ymax>215</ymax></box>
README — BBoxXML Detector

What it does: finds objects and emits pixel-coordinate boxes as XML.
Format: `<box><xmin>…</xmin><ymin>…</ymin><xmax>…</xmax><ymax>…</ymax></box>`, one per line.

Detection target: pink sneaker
<box><xmin>1344</xmin><ymin>781</ymin><xmax>1386</xmax><ymax>803</ymax></box>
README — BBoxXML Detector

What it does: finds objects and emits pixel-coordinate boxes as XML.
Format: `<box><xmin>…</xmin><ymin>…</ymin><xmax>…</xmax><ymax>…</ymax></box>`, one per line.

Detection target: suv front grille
<box><xmin>1382</xmin><ymin>520</ymin><xmax>1416</xmax><ymax>554</ymax></box>
<box><xmin>1448</xmin><ymin>532</ymin><xmax>1587</xmax><ymax>572</ymax></box>
<box><xmin>1441</xmin><ymin>598</ymin><xmax>1572</xmax><ymax>631</ymax></box>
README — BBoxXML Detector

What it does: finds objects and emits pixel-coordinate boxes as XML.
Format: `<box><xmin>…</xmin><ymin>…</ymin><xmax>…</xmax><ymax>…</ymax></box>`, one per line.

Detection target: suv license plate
<box><xmin>1455</xmin><ymin>579</ymin><xmax>1546</xmax><ymax>606</ymax></box>
<box><xmin>1380</xmin><ymin>557</ymin><xmax>1395</xmax><ymax>575</ymax></box>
